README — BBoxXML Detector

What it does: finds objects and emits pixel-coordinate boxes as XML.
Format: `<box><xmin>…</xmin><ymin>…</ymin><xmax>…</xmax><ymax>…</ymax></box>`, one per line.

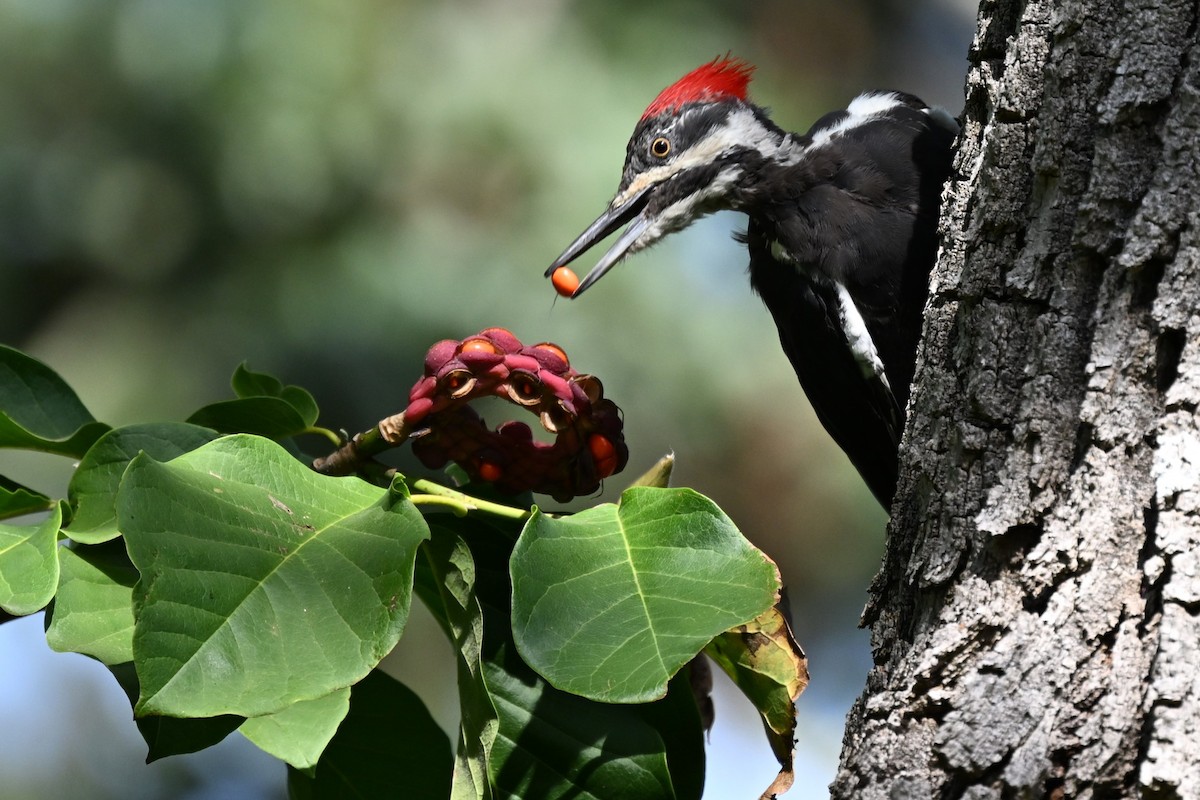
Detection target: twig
<box><xmin>311</xmin><ymin>411</ymin><xmax>410</xmax><ymax>476</ymax></box>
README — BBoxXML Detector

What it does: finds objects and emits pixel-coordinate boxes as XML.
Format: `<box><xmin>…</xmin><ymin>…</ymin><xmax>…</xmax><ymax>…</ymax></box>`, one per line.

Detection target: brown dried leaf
<box><xmin>705</xmin><ymin>600</ymin><xmax>808</xmax><ymax>799</ymax></box>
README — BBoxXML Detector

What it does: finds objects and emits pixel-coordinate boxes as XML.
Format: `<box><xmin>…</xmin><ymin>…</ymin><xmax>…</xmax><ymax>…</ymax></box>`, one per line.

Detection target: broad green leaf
<box><xmin>240</xmin><ymin>687</ymin><xmax>351</xmax><ymax>770</ymax></box>
<box><xmin>485</xmin><ymin>656</ymin><xmax>701</xmax><ymax>800</ymax></box>
<box><xmin>286</xmin><ymin>670</ymin><xmax>452</xmax><ymax>799</ymax></box>
<box><xmin>0</xmin><ymin>474</ymin><xmax>52</xmax><ymax>520</ymax></box>
<box><xmin>230</xmin><ymin>362</ymin><xmax>285</xmax><ymax>399</ymax></box>
<box><xmin>66</xmin><ymin>422</ymin><xmax>219</xmax><ymax>544</ymax></box>
<box><xmin>0</xmin><ymin>504</ymin><xmax>61</xmax><ymax>615</ymax></box>
<box><xmin>634</xmin><ymin>665</ymin><xmax>707</xmax><ymax>800</ymax></box>
<box><xmin>45</xmin><ymin>541</ymin><xmax>138</xmax><ymax>664</ymax></box>
<box><xmin>117</xmin><ymin>434</ymin><xmax>429</xmax><ymax>719</ymax></box>
<box><xmin>140</xmin><ymin>714</ymin><xmax>244</xmax><ymax>762</ymax></box>
<box><xmin>414</xmin><ymin>525</ymin><xmax>498</xmax><ymax>800</ymax></box>
<box><xmin>705</xmin><ymin>604</ymin><xmax>809</xmax><ymax>799</ymax></box>
<box><xmin>442</xmin><ymin>514</ymin><xmax>703</xmax><ymax>800</ymax></box>
<box><xmin>186</xmin><ymin>396</ymin><xmax>311</xmax><ymax>439</ymax></box>
<box><xmin>230</xmin><ymin>363</ymin><xmax>319</xmax><ymax>428</ymax></box>
<box><xmin>0</xmin><ymin>344</ymin><xmax>110</xmax><ymax>456</ymax></box>
<box><xmin>107</xmin><ymin>663</ymin><xmax>243</xmax><ymax>760</ymax></box>
<box><xmin>279</xmin><ymin>385</ymin><xmax>320</xmax><ymax>427</ymax></box>
<box><xmin>511</xmin><ymin>486</ymin><xmax>779</xmax><ymax>703</ymax></box>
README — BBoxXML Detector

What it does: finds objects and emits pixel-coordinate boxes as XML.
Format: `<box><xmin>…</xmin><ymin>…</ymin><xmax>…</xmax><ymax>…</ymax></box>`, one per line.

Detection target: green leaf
<box><xmin>240</xmin><ymin>687</ymin><xmax>351</xmax><ymax>770</ymax></box>
<box><xmin>107</xmin><ymin>662</ymin><xmax>243</xmax><ymax>760</ymax></box>
<box><xmin>414</xmin><ymin>525</ymin><xmax>498</xmax><ymax>800</ymax></box>
<box><xmin>510</xmin><ymin>486</ymin><xmax>779</xmax><ymax>703</ymax></box>
<box><xmin>629</xmin><ymin>666</ymin><xmax>707</xmax><ymax>800</ymax></box>
<box><xmin>66</xmin><ymin>422</ymin><xmax>219</xmax><ymax>544</ymax></box>
<box><xmin>485</xmin><ymin>656</ymin><xmax>701</xmax><ymax>800</ymax></box>
<box><xmin>286</xmin><ymin>670</ymin><xmax>452</xmax><ymax>798</ymax></box>
<box><xmin>705</xmin><ymin>604</ymin><xmax>809</xmax><ymax>799</ymax></box>
<box><xmin>0</xmin><ymin>504</ymin><xmax>61</xmax><ymax>615</ymax></box>
<box><xmin>141</xmin><ymin>714</ymin><xmax>245</xmax><ymax>762</ymax></box>
<box><xmin>440</xmin><ymin>515</ymin><xmax>703</xmax><ymax>800</ymax></box>
<box><xmin>230</xmin><ymin>363</ymin><xmax>320</xmax><ymax>428</ymax></box>
<box><xmin>186</xmin><ymin>396</ymin><xmax>312</xmax><ymax>439</ymax></box>
<box><xmin>117</xmin><ymin>434</ymin><xmax>429</xmax><ymax>719</ymax></box>
<box><xmin>279</xmin><ymin>385</ymin><xmax>320</xmax><ymax>428</ymax></box>
<box><xmin>0</xmin><ymin>345</ymin><xmax>110</xmax><ymax>456</ymax></box>
<box><xmin>0</xmin><ymin>474</ymin><xmax>52</xmax><ymax>520</ymax></box>
<box><xmin>45</xmin><ymin>541</ymin><xmax>138</xmax><ymax>664</ymax></box>
<box><xmin>230</xmin><ymin>362</ymin><xmax>285</xmax><ymax>399</ymax></box>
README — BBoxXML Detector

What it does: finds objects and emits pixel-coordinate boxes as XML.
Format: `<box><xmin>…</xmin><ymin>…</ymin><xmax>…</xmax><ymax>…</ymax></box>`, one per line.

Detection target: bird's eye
<box><xmin>650</xmin><ymin>137</ymin><xmax>671</xmax><ymax>158</ymax></box>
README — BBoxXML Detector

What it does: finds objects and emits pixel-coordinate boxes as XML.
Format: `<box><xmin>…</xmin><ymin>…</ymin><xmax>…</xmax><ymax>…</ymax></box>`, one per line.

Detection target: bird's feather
<box><xmin>641</xmin><ymin>56</ymin><xmax>755</xmax><ymax>121</ymax></box>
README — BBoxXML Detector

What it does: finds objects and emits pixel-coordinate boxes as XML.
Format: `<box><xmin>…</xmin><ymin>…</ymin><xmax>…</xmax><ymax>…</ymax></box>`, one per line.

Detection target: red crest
<box><xmin>641</xmin><ymin>56</ymin><xmax>755</xmax><ymax>120</ymax></box>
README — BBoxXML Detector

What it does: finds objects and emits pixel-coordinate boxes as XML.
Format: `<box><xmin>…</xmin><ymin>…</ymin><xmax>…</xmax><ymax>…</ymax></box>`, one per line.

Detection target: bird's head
<box><xmin>547</xmin><ymin>56</ymin><xmax>785</xmax><ymax>296</ymax></box>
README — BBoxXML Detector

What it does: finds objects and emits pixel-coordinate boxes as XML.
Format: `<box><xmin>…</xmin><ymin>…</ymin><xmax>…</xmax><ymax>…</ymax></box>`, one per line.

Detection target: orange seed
<box><xmin>551</xmin><ymin>266</ymin><xmax>580</xmax><ymax>297</ymax></box>
<box><xmin>588</xmin><ymin>433</ymin><xmax>618</xmax><ymax>478</ymax></box>
<box><xmin>461</xmin><ymin>338</ymin><xmax>497</xmax><ymax>355</ymax></box>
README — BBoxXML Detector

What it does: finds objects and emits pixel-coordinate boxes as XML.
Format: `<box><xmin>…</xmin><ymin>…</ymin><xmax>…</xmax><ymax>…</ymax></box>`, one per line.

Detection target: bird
<box><xmin>545</xmin><ymin>56</ymin><xmax>958</xmax><ymax>509</ymax></box>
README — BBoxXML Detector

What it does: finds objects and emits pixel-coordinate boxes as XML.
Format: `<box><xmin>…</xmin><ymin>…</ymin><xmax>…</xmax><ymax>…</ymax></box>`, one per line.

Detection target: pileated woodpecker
<box><xmin>546</xmin><ymin>57</ymin><xmax>958</xmax><ymax>509</ymax></box>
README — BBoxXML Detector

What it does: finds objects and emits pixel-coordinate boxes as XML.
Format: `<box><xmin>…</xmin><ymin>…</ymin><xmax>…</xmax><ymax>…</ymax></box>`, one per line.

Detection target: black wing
<box><xmin>746</xmin><ymin>223</ymin><xmax>904</xmax><ymax>507</ymax></box>
<box><xmin>746</xmin><ymin>93</ymin><xmax>957</xmax><ymax>507</ymax></box>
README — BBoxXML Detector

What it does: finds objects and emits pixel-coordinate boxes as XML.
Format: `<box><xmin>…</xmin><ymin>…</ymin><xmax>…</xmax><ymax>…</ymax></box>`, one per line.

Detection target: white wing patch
<box><xmin>809</xmin><ymin>91</ymin><xmax>906</xmax><ymax>149</ymax></box>
<box><xmin>770</xmin><ymin>239</ymin><xmax>891</xmax><ymax>388</ymax></box>
<box><xmin>835</xmin><ymin>281</ymin><xmax>890</xmax><ymax>389</ymax></box>
<box><xmin>846</xmin><ymin>91</ymin><xmax>907</xmax><ymax>117</ymax></box>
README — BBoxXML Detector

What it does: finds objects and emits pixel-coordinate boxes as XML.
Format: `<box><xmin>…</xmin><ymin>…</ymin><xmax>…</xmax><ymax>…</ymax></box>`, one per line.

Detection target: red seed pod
<box><xmin>458</xmin><ymin>347</ymin><xmax>505</xmax><ymax>370</ymax></box>
<box><xmin>409</xmin><ymin>375</ymin><xmax>437</xmax><ymax>403</ymax></box>
<box><xmin>478</xmin><ymin>327</ymin><xmax>522</xmax><ymax>353</ymax></box>
<box><xmin>424</xmin><ymin>339</ymin><xmax>460</xmax><ymax>374</ymax></box>
<box><xmin>461</xmin><ymin>338</ymin><xmax>497</xmax><ymax>355</ymax></box>
<box><xmin>404</xmin><ymin>396</ymin><xmax>434</xmax><ymax>424</ymax></box>
<box><xmin>398</xmin><ymin>327</ymin><xmax>627</xmax><ymax>500</ymax></box>
<box><xmin>503</xmin><ymin>353</ymin><xmax>541</xmax><ymax>374</ymax></box>
<box><xmin>526</xmin><ymin>343</ymin><xmax>569</xmax><ymax>371</ymax></box>
<box><xmin>505</xmin><ymin>370</ymin><xmax>542</xmax><ymax>405</ymax></box>
<box><xmin>551</xmin><ymin>266</ymin><xmax>580</xmax><ymax>297</ymax></box>
<box><xmin>539</xmin><ymin>371</ymin><xmax>574</xmax><ymax>407</ymax></box>
<box><xmin>441</xmin><ymin>370</ymin><xmax>476</xmax><ymax>399</ymax></box>
<box><xmin>497</xmin><ymin>420</ymin><xmax>533</xmax><ymax>441</ymax></box>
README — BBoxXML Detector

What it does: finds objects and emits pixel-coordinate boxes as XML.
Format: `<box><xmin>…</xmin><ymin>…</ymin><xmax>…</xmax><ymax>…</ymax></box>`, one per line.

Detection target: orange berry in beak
<box><xmin>551</xmin><ymin>266</ymin><xmax>580</xmax><ymax>297</ymax></box>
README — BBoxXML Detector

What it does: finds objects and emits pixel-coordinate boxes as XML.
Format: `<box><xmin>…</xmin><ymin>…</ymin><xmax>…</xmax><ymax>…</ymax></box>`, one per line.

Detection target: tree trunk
<box><xmin>832</xmin><ymin>0</ymin><xmax>1200</xmax><ymax>796</ymax></box>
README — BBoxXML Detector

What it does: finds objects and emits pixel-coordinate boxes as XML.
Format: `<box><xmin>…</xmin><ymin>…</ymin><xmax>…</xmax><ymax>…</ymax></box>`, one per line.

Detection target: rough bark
<box><xmin>832</xmin><ymin>0</ymin><xmax>1200</xmax><ymax>796</ymax></box>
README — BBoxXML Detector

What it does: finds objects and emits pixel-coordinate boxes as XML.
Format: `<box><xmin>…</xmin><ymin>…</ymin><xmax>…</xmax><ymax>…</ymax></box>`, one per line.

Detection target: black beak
<box><xmin>545</xmin><ymin>186</ymin><xmax>653</xmax><ymax>297</ymax></box>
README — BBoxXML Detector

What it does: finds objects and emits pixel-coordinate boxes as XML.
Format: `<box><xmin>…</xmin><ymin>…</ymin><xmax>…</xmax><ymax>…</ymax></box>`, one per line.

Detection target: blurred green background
<box><xmin>0</xmin><ymin>0</ymin><xmax>972</xmax><ymax>797</ymax></box>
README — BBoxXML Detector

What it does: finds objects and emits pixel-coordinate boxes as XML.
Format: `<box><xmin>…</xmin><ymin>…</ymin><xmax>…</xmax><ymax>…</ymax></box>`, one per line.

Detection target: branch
<box><xmin>311</xmin><ymin>412</ymin><xmax>411</xmax><ymax>477</ymax></box>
